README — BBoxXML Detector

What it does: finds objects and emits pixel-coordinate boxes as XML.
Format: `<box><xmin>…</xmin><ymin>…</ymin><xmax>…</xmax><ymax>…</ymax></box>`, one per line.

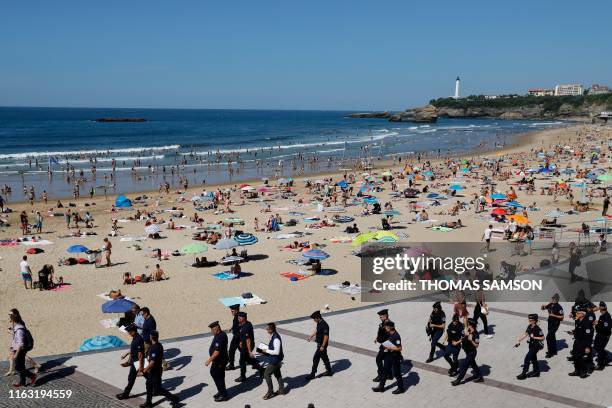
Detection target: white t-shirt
<box><xmin>20</xmin><ymin>260</ymin><xmax>30</xmax><ymax>274</ymax></box>
<box><xmin>483</xmin><ymin>228</ymin><xmax>493</xmax><ymax>240</ymax></box>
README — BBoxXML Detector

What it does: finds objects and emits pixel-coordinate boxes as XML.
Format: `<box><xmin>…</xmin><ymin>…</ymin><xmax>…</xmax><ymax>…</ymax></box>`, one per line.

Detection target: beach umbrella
<box><xmin>449</xmin><ymin>185</ymin><xmax>464</xmax><ymax>191</ymax></box>
<box><xmin>241</xmin><ymin>185</ymin><xmax>255</xmax><ymax>191</ymax></box>
<box><xmin>222</xmin><ymin>256</ymin><xmax>244</xmax><ymax>263</ymax></box>
<box><xmin>423</xmin><ymin>170</ymin><xmax>434</xmax><ymax>176</ymax></box>
<box><xmin>546</xmin><ymin>210</ymin><xmax>565</xmax><ymax>218</ymax></box>
<box><xmin>257</xmin><ymin>186</ymin><xmax>269</xmax><ymax>193</ymax></box>
<box><xmin>426</xmin><ymin>193</ymin><xmax>439</xmax><ymax>199</ymax></box>
<box><xmin>384</xmin><ymin>209</ymin><xmax>401</xmax><ymax>216</ymax></box>
<box><xmin>363</xmin><ymin>197</ymin><xmax>378</xmax><ymax>204</ymax></box>
<box><xmin>302</xmin><ymin>249</ymin><xmax>330</xmax><ymax>260</ymax></box>
<box><xmin>79</xmin><ymin>335</ymin><xmax>126</xmax><ymax>352</ymax></box>
<box><xmin>144</xmin><ymin>224</ymin><xmax>160</xmax><ymax>235</ymax></box>
<box><xmin>337</xmin><ymin>180</ymin><xmax>349</xmax><ymax>189</ymax></box>
<box><xmin>505</xmin><ymin>201</ymin><xmax>523</xmax><ymax>208</ymax></box>
<box><xmin>234</xmin><ymin>233</ymin><xmax>258</xmax><ymax>246</ymax></box>
<box><xmin>180</xmin><ymin>243</ymin><xmax>208</xmax><ymax>254</ymax></box>
<box><xmin>101</xmin><ymin>298</ymin><xmax>135</xmax><ymax>314</ymax></box>
<box><xmin>351</xmin><ymin>232</ymin><xmax>376</xmax><ymax>246</ymax></box>
<box><xmin>67</xmin><ymin>244</ymin><xmax>89</xmax><ymax>253</ymax></box>
<box><xmin>508</xmin><ymin>214</ymin><xmax>530</xmax><ymax>224</ymax></box>
<box><xmin>214</xmin><ymin>238</ymin><xmax>239</xmax><ymax>250</ymax></box>
<box><xmin>491</xmin><ymin>193</ymin><xmax>507</xmax><ymax>200</ymax></box>
<box><xmin>374</xmin><ymin>231</ymin><xmax>400</xmax><ymax>242</ymax></box>
<box><xmin>491</xmin><ymin>208</ymin><xmax>507</xmax><ymax>216</ymax></box>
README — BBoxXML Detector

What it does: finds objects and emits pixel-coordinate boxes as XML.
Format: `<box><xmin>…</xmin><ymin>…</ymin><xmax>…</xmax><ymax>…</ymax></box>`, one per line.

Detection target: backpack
<box><xmin>18</xmin><ymin>327</ymin><xmax>34</xmax><ymax>352</ymax></box>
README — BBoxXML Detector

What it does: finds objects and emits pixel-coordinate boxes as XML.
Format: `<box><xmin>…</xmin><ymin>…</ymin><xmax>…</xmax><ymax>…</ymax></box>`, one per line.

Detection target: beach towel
<box><xmin>273</xmin><ymin>233</ymin><xmax>302</xmax><ymax>239</ymax></box>
<box><xmin>243</xmin><ymin>295</ymin><xmax>266</xmax><ymax>306</ymax></box>
<box><xmin>100</xmin><ymin>319</ymin><xmax>115</xmax><ymax>329</ymax></box>
<box><xmin>50</xmin><ymin>284</ymin><xmax>71</xmax><ymax>292</ymax></box>
<box><xmin>0</xmin><ymin>240</ymin><xmax>18</xmax><ymax>246</ymax></box>
<box><xmin>97</xmin><ymin>293</ymin><xmax>133</xmax><ymax>301</ymax></box>
<box><xmin>281</xmin><ymin>272</ymin><xmax>310</xmax><ymax>280</ymax></box>
<box><xmin>213</xmin><ymin>272</ymin><xmax>239</xmax><ymax>280</ymax></box>
<box><xmin>326</xmin><ymin>283</ymin><xmax>362</xmax><ymax>295</ymax></box>
<box><xmin>21</xmin><ymin>240</ymin><xmax>54</xmax><ymax>246</ymax></box>
<box><xmin>432</xmin><ymin>226</ymin><xmax>453</xmax><ymax>232</ymax></box>
<box><xmin>219</xmin><ymin>297</ymin><xmax>246</xmax><ymax>307</ymax></box>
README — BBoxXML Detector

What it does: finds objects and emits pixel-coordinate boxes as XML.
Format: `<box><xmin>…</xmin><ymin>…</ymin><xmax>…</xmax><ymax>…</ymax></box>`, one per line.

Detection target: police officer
<box><xmin>540</xmin><ymin>293</ymin><xmax>564</xmax><ymax>358</ymax></box>
<box><xmin>116</xmin><ymin>324</ymin><xmax>144</xmax><ymax>400</ymax></box>
<box><xmin>585</xmin><ymin>302</ymin><xmax>597</xmax><ymax>371</ymax></box>
<box><xmin>205</xmin><ymin>321</ymin><xmax>228</xmax><ymax>402</ymax></box>
<box><xmin>235</xmin><ymin>311</ymin><xmax>263</xmax><ymax>382</ymax></box>
<box><xmin>227</xmin><ymin>304</ymin><xmax>241</xmax><ymax>370</ymax></box>
<box><xmin>141</xmin><ymin>331</ymin><xmax>179</xmax><ymax>407</ymax></box>
<box><xmin>372</xmin><ymin>320</ymin><xmax>404</xmax><ymax>394</ymax></box>
<box><xmin>451</xmin><ymin>318</ymin><xmax>483</xmax><ymax>386</ymax></box>
<box><xmin>515</xmin><ymin>314</ymin><xmax>545</xmax><ymax>379</ymax></box>
<box><xmin>443</xmin><ymin>314</ymin><xmax>464</xmax><ymax>376</ymax></box>
<box><xmin>306</xmin><ymin>311</ymin><xmax>332</xmax><ymax>380</ymax></box>
<box><xmin>594</xmin><ymin>301</ymin><xmax>611</xmax><ymax>370</ymax></box>
<box><xmin>373</xmin><ymin>309</ymin><xmax>391</xmax><ymax>382</ymax></box>
<box><xmin>569</xmin><ymin>306</ymin><xmax>593</xmax><ymax>378</ymax></box>
<box><xmin>426</xmin><ymin>301</ymin><xmax>446</xmax><ymax>363</ymax></box>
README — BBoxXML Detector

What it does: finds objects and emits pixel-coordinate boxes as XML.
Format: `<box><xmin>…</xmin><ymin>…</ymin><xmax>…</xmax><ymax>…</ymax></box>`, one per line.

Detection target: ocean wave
<box><xmin>0</xmin><ymin>145</ymin><xmax>180</xmax><ymax>160</ymax></box>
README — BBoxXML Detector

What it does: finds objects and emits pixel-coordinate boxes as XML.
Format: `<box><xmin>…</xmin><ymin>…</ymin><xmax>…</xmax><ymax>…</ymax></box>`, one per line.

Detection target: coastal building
<box><xmin>589</xmin><ymin>84</ymin><xmax>611</xmax><ymax>95</ymax></box>
<box><xmin>528</xmin><ymin>88</ymin><xmax>554</xmax><ymax>97</ymax></box>
<box><xmin>554</xmin><ymin>83</ymin><xmax>584</xmax><ymax>96</ymax></box>
<box><xmin>453</xmin><ymin>76</ymin><xmax>460</xmax><ymax>99</ymax></box>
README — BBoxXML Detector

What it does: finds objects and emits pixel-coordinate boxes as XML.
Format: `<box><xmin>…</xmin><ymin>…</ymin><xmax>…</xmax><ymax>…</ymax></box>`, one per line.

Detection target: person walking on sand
<box><xmin>103</xmin><ymin>238</ymin><xmax>112</xmax><ymax>267</ymax></box>
<box><xmin>19</xmin><ymin>256</ymin><xmax>33</xmax><ymax>290</ymax></box>
<box><xmin>482</xmin><ymin>225</ymin><xmax>493</xmax><ymax>252</ymax></box>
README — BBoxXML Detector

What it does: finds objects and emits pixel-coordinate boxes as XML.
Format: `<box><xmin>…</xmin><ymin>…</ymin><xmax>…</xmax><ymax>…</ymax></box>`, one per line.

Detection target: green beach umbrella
<box><xmin>351</xmin><ymin>232</ymin><xmax>376</xmax><ymax>247</ymax></box>
<box><xmin>180</xmin><ymin>243</ymin><xmax>208</xmax><ymax>254</ymax></box>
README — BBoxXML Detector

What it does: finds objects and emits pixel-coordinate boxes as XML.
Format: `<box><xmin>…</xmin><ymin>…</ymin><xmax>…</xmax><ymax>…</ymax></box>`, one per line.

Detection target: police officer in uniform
<box><xmin>372</xmin><ymin>320</ymin><xmax>404</xmax><ymax>394</ymax></box>
<box><xmin>585</xmin><ymin>302</ymin><xmax>597</xmax><ymax>371</ymax></box>
<box><xmin>569</xmin><ymin>306</ymin><xmax>593</xmax><ymax>378</ymax></box>
<box><xmin>141</xmin><ymin>331</ymin><xmax>179</xmax><ymax>407</ymax></box>
<box><xmin>540</xmin><ymin>293</ymin><xmax>564</xmax><ymax>358</ymax></box>
<box><xmin>306</xmin><ymin>311</ymin><xmax>332</xmax><ymax>380</ymax></box>
<box><xmin>227</xmin><ymin>304</ymin><xmax>241</xmax><ymax>370</ymax></box>
<box><xmin>594</xmin><ymin>301</ymin><xmax>611</xmax><ymax>370</ymax></box>
<box><xmin>116</xmin><ymin>324</ymin><xmax>144</xmax><ymax>400</ymax></box>
<box><xmin>515</xmin><ymin>314</ymin><xmax>545</xmax><ymax>379</ymax></box>
<box><xmin>451</xmin><ymin>318</ymin><xmax>483</xmax><ymax>386</ymax></box>
<box><xmin>426</xmin><ymin>302</ymin><xmax>446</xmax><ymax>363</ymax></box>
<box><xmin>205</xmin><ymin>321</ymin><xmax>228</xmax><ymax>402</ymax></box>
<box><xmin>443</xmin><ymin>314</ymin><xmax>464</xmax><ymax>376</ymax></box>
<box><xmin>373</xmin><ymin>309</ymin><xmax>391</xmax><ymax>382</ymax></box>
<box><xmin>235</xmin><ymin>311</ymin><xmax>263</xmax><ymax>382</ymax></box>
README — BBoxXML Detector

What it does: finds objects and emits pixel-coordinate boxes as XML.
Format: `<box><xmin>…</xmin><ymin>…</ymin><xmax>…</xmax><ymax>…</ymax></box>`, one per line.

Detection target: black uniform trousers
<box><xmin>522</xmin><ymin>347</ymin><xmax>540</xmax><ymax>374</ymax></box>
<box><xmin>572</xmin><ymin>340</ymin><xmax>590</xmax><ymax>374</ymax></box>
<box><xmin>456</xmin><ymin>351</ymin><xmax>481</xmax><ymax>382</ymax></box>
<box><xmin>379</xmin><ymin>353</ymin><xmax>403</xmax><ymax>390</ymax></box>
<box><xmin>228</xmin><ymin>335</ymin><xmax>240</xmax><ymax>366</ymax></box>
<box><xmin>546</xmin><ymin>324</ymin><xmax>559</xmax><ymax>354</ymax></box>
<box><xmin>144</xmin><ymin>372</ymin><xmax>176</xmax><ymax>405</ymax></box>
<box><xmin>443</xmin><ymin>344</ymin><xmax>460</xmax><ymax>370</ymax></box>
<box><xmin>210</xmin><ymin>361</ymin><xmax>227</xmax><ymax>397</ymax></box>
<box><xmin>122</xmin><ymin>364</ymin><xmax>138</xmax><ymax>395</ymax></box>
<box><xmin>429</xmin><ymin>330</ymin><xmax>445</xmax><ymax>359</ymax></box>
<box><xmin>311</xmin><ymin>346</ymin><xmax>331</xmax><ymax>374</ymax></box>
<box><xmin>473</xmin><ymin>311</ymin><xmax>489</xmax><ymax>335</ymax></box>
<box><xmin>239</xmin><ymin>347</ymin><xmax>262</xmax><ymax>378</ymax></box>
<box><xmin>594</xmin><ymin>334</ymin><xmax>610</xmax><ymax>367</ymax></box>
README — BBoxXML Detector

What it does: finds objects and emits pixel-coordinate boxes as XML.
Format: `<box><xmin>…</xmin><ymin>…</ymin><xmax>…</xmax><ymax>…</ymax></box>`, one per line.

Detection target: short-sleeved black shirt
<box><xmin>446</xmin><ymin>321</ymin><xmax>464</xmax><ymax>343</ymax></box>
<box><xmin>239</xmin><ymin>321</ymin><xmax>255</xmax><ymax>350</ymax></box>
<box><xmin>130</xmin><ymin>333</ymin><xmax>144</xmax><ymax>362</ymax></box>
<box><xmin>147</xmin><ymin>342</ymin><xmax>164</xmax><ymax>376</ymax></box>
<box><xmin>210</xmin><ymin>331</ymin><xmax>229</xmax><ymax>364</ymax></box>
<box><xmin>142</xmin><ymin>316</ymin><xmax>157</xmax><ymax>343</ymax></box>
<box><xmin>316</xmin><ymin>320</ymin><xmax>330</xmax><ymax>346</ymax></box>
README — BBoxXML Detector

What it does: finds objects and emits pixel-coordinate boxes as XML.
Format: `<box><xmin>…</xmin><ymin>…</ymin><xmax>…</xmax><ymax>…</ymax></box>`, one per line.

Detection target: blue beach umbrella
<box><xmin>67</xmin><ymin>244</ymin><xmax>89</xmax><ymax>253</ymax></box>
<box><xmin>506</xmin><ymin>201</ymin><xmax>523</xmax><ymax>208</ymax></box>
<box><xmin>384</xmin><ymin>210</ymin><xmax>401</xmax><ymax>216</ymax></box>
<box><xmin>302</xmin><ymin>249</ymin><xmax>330</xmax><ymax>260</ymax></box>
<box><xmin>234</xmin><ymin>233</ymin><xmax>258</xmax><ymax>246</ymax></box>
<box><xmin>337</xmin><ymin>180</ymin><xmax>348</xmax><ymax>189</ymax></box>
<box><xmin>363</xmin><ymin>197</ymin><xmax>378</xmax><ymax>204</ymax></box>
<box><xmin>426</xmin><ymin>193</ymin><xmax>439</xmax><ymax>199</ymax></box>
<box><xmin>79</xmin><ymin>335</ymin><xmax>126</xmax><ymax>352</ymax></box>
<box><xmin>101</xmin><ymin>298</ymin><xmax>136</xmax><ymax>314</ymax></box>
<box><xmin>491</xmin><ymin>193</ymin><xmax>507</xmax><ymax>200</ymax></box>
<box><xmin>449</xmin><ymin>185</ymin><xmax>464</xmax><ymax>191</ymax></box>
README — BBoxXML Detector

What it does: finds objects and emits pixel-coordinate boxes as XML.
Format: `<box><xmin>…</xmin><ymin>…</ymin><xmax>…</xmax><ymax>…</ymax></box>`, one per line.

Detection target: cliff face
<box><xmin>433</xmin><ymin>104</ymin><xmax>603</xmax><ymax>120</ymax></box>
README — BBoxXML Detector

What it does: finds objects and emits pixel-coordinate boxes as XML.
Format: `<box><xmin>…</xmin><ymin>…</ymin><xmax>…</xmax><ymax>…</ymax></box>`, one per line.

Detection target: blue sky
<box><xmin>1</xmin><ymin>1</ymin><xmax>610</xmax><ymax>110</ymax></box>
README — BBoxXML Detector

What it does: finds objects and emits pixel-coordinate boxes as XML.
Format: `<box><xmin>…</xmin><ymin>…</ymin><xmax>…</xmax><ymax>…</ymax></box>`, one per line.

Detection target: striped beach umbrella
<box><xmin>180</xmin><ymin>243</ymin><xmax>208</xmax><ymax>254</ymax></box>
<box><xmin>79</xmin><ymin>335</ymin><xmax>126</xmax><ymax>352</ymax></box>
<box><xmin>302</xmin><ymin>249</ymin><xmax>330</xmax><ymax>260</ymax></box>
<box><xmin>234</xmin><ymin>233</ymin><xmax>258</xmax><ymax>246</ymax></box>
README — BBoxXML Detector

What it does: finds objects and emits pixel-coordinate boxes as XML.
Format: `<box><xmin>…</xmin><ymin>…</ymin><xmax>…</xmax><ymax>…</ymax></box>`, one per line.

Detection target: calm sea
<box><xmin>0</xmin><ymin>107</ymin><xmax>565</xmax><ymax>200</ymax></box>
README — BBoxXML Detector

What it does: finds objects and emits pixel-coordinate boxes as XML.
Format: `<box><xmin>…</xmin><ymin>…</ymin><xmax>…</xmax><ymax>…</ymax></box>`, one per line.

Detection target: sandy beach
<box><xmin>1</xmin><ymin>123</ymin><xmax>611</xmax><ymax>357</ymax></box>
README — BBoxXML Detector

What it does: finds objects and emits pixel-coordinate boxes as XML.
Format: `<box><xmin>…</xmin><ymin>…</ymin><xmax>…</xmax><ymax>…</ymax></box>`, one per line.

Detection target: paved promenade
<box><xmin>2</xmin><ymin>301</ymin><xmax>611</xmax><ymax>407</ymax></box>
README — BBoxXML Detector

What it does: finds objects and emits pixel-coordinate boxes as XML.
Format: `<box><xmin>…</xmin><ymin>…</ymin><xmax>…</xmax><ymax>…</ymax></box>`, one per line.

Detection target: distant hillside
<box><xmin>428</xmin><ymin>94</ymin><xmax>612</xmax><ymax>120</ymax></box>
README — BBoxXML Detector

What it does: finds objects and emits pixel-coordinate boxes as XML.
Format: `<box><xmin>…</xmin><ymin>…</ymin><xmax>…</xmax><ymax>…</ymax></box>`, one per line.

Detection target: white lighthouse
<box><xmin>453</xmin><ymin>76</ymin><xmax>460</xmax><ymax>99</ymax></box>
